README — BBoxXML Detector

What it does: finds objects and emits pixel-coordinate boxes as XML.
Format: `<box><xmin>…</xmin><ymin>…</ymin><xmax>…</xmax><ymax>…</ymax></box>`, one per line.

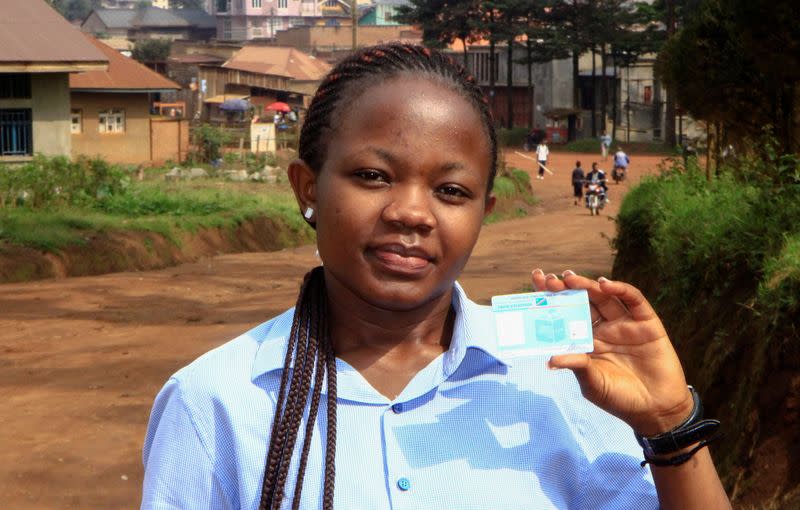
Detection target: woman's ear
<box><xmin>483</xmin><ymin>194</ymin><xmax>497</xmax><ymax>218</ymax></box>
<box><xmin>287</xmin><ymin>159</ymin><xmax>317</xmax><ymax>222</ymax></box>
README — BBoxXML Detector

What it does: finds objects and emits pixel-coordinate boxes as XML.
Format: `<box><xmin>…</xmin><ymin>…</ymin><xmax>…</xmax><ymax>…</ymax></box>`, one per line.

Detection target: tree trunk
<box><xmin>600</xmin><ymin>46</ymin><xmax>607</xmax><ymax>136</ymax></box>
<box><xmin>591</xmin><ymin>47</ymin><xmax>597</xmax><ymax>137</ymax></box>
<box><xmin>489</xmin><ymin>38</ymin><xmax>497</xmax><ymax>118</ymax></box>
<box><xmin>527</xmin><ymin>39</ymin><xmax>534</xmax><ymax>129</ymax></box>
<box><xmin>569</xmin><ymin>51</ymin><xmax>579</xmax><ymax>140</ymax></box>
<box><xmin>612</xmin><ymin>62</ymin><xmax>618</xmax><ymax>141</ymax></box>
<box><xmin>506</xmin><ymin>39</ymin><xmax>514</xmax><ymax>129</ymax></box>
<box><xmin>664</xmin><ymin>0</ymin><xmax>676</xmax><ymax>147</ymax></box>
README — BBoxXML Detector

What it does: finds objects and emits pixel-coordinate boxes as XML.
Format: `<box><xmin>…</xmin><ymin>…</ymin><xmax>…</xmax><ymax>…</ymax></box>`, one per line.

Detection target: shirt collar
<box><xmin>250</xmin><ymin>282</ymin><xmax>508</xmax><ymax>383</ymax></box>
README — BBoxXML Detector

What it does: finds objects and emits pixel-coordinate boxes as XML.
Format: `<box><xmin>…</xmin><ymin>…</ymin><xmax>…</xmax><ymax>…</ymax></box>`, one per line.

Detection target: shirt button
<box><xmin>391</xmin><ymin>403</ymin><xmax>403</xmax><ymax>414</ymax></box>
<box><xmin>397</xmin><ymin>477</ymin><xmax>411</xmax><ymax>491</ymax></box>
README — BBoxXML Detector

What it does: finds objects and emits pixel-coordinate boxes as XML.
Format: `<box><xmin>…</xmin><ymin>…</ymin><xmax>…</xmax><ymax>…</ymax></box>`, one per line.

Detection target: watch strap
<box><xmin>635</xmin><ymin>386</ymin><xmax>720</xmax><ymax>457</ymax></box>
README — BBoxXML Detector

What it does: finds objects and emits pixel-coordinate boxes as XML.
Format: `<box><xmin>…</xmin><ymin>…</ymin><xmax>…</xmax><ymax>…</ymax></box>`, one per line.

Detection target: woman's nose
<box><xmin>381</xmin><ymin>186</ymin><xmax>436</xmax><ymax>232</ymax></box>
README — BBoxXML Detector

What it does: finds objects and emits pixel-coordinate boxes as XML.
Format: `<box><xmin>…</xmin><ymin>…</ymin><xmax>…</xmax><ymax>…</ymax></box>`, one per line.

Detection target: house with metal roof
<box><xmin>198</xmin><ymin>45</ymin><xmax>331</xmax><ymax>122</ymax></box>
<box><xmin>81</xmin><ymin>7</ymin><xmax>216</xmax><ymax>42</ymax></box>
<box><xmin>1</xmin><ymin>0</ymin><xmax>108</xmax><ymax>161</ymax></box>
<box><xmin>70</xmin><ymin>36</ymin><xmax>186</xmax><ymax>164</ymax></box>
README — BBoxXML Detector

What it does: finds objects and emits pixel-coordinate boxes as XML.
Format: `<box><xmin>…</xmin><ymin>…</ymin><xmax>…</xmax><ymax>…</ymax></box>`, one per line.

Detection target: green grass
<box><xmin>0</xmin><ymin>181</ymin><xmax>308</xmax><ymax>252</ymax></box>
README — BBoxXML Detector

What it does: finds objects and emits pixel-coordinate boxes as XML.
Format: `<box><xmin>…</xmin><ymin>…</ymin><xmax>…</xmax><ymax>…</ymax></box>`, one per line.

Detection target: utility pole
<box><xmin>351</xmin><ymin>0</ymin><xmax>357</xmax><ymax>50</ymax></box>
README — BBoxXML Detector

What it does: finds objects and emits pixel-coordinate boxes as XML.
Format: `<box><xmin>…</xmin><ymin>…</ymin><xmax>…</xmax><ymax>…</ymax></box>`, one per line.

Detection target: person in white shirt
<box><xmin>536</xmin><ymin>140</ymin><xmax>549</xmax><ymax>179</ymax></box>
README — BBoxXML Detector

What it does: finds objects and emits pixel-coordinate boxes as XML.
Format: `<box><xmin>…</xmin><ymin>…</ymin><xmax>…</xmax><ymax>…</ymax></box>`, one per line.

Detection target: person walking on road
<box><xmin>571</xmin><ymin>161</ymin><xmax>585</xmax><ymax>205</ymax></box>
<box><xmin>600</xmin><ymin>132</ymin><xmax>612</xmax><ymax>161</ymax></box>
<box><xmin>536</xmin><ymin>139</ymin><xmax>549</xmax><ymax>179</ymax></box>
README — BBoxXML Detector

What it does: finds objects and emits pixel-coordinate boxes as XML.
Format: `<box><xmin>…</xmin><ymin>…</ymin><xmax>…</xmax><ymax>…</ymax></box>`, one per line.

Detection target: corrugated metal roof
<box><xmin>92</xmin><ymin>7</ymin><xmax>215</xmax><ymax>30</ymax></box>
<box><xmin>91</xmin><ymin>9</ymin><xmax>137</xmax><ymax>29</ymax></box>
<box><xmin>0</xmin><ymin>0</ymin><xmax>107</xmax><ymax>67</ymax></box>
<box><xmin>70</xmin><ymin>35</ymin><xmax>180</xmax><ymax>91</ymax></box>
<box><xmin>222</xmin><ymin>46</ymin><xmax>331</xmax><ymax>82</ymax></box>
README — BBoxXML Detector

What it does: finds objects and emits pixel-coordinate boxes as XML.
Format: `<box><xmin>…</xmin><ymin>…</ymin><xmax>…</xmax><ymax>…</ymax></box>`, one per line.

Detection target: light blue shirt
<box><xmin>142</xmin><ymin>283</ymin><xmax>657</xmax><ymax>509</ymax></box>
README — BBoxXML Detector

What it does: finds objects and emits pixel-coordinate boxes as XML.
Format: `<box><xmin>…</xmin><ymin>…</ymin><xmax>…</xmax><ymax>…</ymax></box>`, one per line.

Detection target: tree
<box><xmin>656</xmin><ymin>0</ymin><xmax>800</xmax><ymax>154</ymax></box>
<box><xmin>49</xmin><ymin>0</ymin><xmax>98</xmax><ymax>22</ymax></box>
<box><xmin>132</xmin><ymin>39</ymin><xmax>172</xmax><ymax>63</ymax></box>
<box><xmin>395</xmin><ymin>0</ymin><xmax>483</xmax><ymax>65</ymax></box>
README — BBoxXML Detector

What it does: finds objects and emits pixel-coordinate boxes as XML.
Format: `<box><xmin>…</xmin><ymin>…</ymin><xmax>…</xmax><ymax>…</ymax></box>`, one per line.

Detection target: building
<box><xmin>1</xmin><ymin>0</ymin><xmax>107</xmax><ymax>162</ymax></box>
<box><xmin>448</xmin><ymin>42</ymin><xmax>573</xmax><ymax>133</ymax></box>
<box><xmin>274</xmin><ymin>24</ymin><xmax>419</xmax><ymax>60</ymax></box>
<box><xmin>70</xmin><ymin>36</ymin><xmax>186</xmax><ymax>164</ymax></box>
<box><xmin>358</xmin><ymin>0</ymin><xmax>409</xmax><ymax>26</ymax></box>
<box><xmin>199</xmin><ymin>45</ymin><xmax>330</xmax><ymax>121</ymax></box>
<box><xmin>212</xmin><ymin>0</ymin><xmax>374</xmax><ymax>41</ymax></box>
<box><xmin>81</xmin><ymin>7</ymin><xmax>217</xmax><ymax>42</ymax></box>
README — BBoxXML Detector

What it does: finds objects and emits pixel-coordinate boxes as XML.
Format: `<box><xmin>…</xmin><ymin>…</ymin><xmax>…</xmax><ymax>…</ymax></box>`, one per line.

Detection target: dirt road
<box><xmin>0</xmin><ymin>151</ymin><xmax>665</xmax><ymax>509</ymax></box>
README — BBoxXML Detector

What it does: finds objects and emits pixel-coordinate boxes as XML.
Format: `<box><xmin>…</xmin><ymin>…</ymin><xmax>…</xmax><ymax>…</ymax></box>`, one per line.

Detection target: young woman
<box><xmin>141</xmin><ymin>44</ymin><xmax>731</xmax><ymax>510</ymax></box>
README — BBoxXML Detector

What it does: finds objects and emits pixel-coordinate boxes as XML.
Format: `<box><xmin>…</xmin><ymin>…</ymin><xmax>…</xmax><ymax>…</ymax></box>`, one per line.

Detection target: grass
<box><xmin>0</xmin><ymin>180</ymin><xmax>307</xmax><ymax>252</ymax></box>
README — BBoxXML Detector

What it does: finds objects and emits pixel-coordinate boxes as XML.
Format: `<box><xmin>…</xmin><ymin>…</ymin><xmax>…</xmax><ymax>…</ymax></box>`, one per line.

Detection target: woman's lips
<box><xmin>370</xmin><ymin>245</ymin><xmax>433</xmax><ymax>274</ymax></box>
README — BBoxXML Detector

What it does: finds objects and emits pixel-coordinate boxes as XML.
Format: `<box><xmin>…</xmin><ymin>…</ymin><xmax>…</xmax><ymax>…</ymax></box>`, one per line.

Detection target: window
<box><xmin>0</xmin><ymin>74</ymin><xmax>32</xmax><ymax>99</ymax></box>
<box><xmin>643</xmin><ymin>85</ymin><xmax>653</xmax><ymax>105</ymax></box>
<box><xmin>0</xmin><ymin>109</ymin><xmax>33</xmax><ymax>156</ymax></box>
<box><xmin>70</xmin><ymin>110</ymin><xmax>82</xmax><ymax>134</ymax></box>
<box><xmin>216</xmin><ymin>0</ymin><xmax>230</xmax><ymax>12</ymax></box>
<box><xmin>98</xmin><ymin>109</ymin><xmax>125</xmax><ymax>134</ymax></box>
<box><xmin>252</xmin><ymin>0</ymin><xmax>261</xmax><ymax>6</ymax></box>
<box><xmin>278</xmin><ymin>0</ymin><xmax>288</xmax><ymax>8</ymax></box>
<box><xmin>223</xmin><ymin>18</ymin><xmax>232</xmax><ymax>39</ymax></box>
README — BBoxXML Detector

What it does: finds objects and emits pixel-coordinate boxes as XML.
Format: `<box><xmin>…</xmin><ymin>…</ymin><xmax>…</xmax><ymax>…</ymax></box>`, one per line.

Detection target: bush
<box><xmin>0</xmin><ymin>156</ymin><xmax>130</xmax><ymax>209</ymax></box>
<box><xmin>193</xmin><ymin>124</ymin><xmax>230</xmax><ymax>163</ymax></box>
<box><xmin>496</xmin><ymin>127</ymin><xmax>529</xmax><ymax>148</ymax></box>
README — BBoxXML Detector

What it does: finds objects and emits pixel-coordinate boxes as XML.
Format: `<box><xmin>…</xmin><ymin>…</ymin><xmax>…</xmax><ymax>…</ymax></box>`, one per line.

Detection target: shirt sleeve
<box><xmin>141</xmin><ymin>378</ymin><xmax>235</xmax><ymax>510</ymax></box>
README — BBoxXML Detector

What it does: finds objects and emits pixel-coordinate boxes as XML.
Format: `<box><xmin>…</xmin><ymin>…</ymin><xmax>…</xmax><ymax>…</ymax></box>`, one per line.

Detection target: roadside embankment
<box><xmin>0</xmin><ymin>156</ymin><xmax>536</xmax><ymax>283</ymax></box>
<box><xmin>612</xmin><ymin>156</ymin><xmax>800</xmax><ymax>508</ymax></box>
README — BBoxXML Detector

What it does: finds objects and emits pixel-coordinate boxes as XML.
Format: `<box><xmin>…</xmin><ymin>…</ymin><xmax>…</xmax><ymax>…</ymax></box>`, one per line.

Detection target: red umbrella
<box><xmin>265</xmin><ymin>101</ymin><xmax>291</xmax><ymax>113</ymax></box>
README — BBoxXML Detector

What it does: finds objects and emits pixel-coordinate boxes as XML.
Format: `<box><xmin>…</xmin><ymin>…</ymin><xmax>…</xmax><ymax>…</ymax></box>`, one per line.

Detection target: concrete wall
<box><xmin>0</xmin><ymin>73</ymin><xmax>72</xmax><ymax>160</ymax></box>
<box><xmin>275</xmin><ymin>25</ymin><xmax>417</xmax><ymax>51</ymax></box>
<box><xmin>70</xmin><ymin>92</ymin><xmax>152</xmax><ymax>164</ymax></box>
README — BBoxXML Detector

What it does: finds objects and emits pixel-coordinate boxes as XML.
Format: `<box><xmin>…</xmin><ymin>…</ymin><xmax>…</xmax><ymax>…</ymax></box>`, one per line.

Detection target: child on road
<box><xmin>536</xmin><ymin>139</ymin><xmax>549</xmax><ymax>179</ymax></box>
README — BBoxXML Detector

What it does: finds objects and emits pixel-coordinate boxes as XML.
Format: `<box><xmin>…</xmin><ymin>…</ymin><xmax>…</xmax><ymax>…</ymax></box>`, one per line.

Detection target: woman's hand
<box><xmin>532</xmin><ymin>269</ymin><xmax>694</xmax><ymax>436</ymax></box>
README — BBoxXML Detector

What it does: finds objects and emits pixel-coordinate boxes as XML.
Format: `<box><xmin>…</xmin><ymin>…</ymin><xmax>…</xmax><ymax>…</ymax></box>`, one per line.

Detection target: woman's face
<box><xmin>294</xmin><ymin>75</ymin><xmax>494</xmax><ymax>311</ymax></box>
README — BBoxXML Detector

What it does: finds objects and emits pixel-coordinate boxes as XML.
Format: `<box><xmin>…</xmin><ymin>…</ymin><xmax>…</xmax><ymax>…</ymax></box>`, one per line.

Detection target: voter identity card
<box><xmin>491</xmin><ymin>290</ymin><xmax>594</xmax><ymax>358</ymax></box>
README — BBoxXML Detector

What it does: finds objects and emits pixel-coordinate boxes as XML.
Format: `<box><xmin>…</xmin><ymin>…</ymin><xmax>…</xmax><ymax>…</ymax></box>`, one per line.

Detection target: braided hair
<box><xmin>259</xmin><ymin>43</ymin><xmax>496</xmax><ymax>509</ymax></box>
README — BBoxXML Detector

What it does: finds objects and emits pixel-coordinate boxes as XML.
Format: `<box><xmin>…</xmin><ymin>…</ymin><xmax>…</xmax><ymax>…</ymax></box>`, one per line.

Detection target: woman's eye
<box><xmin>436</xmin><ymin>185</ymin><xmax>470</xmax><ymax>201</ymax></box>
<box><xmin>354</xmin><ymin>170</ymin><xmax>388</xmax><ymax>183</ymax></box>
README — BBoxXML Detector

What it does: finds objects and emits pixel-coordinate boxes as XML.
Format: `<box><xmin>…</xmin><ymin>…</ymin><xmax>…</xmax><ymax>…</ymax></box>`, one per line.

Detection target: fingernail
<box><xmin>545</xmin><ymin>273</ymin><xmax>558</xmax><ymax>280</ymax></box>
<box><xmin>562</xmin><ymin>269</ymin><xmax>576</xmax><ymax>277</ymax></box>
<box><xmin>598</xmin><ymin>276</ymin><xmax>610</xmax><ymax>283</ymax></box>
<box><xmin>532</xmin><ymin>268</ymin><xmax>544</xmax><ymax>276</ymax></box>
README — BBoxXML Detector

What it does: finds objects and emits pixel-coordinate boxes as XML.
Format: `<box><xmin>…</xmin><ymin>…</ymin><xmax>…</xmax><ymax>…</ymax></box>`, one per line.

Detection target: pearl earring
<box><xmin>303</xmin><ymin>207</ymin><xmax>315</xmax><ymax>220</ymax></box>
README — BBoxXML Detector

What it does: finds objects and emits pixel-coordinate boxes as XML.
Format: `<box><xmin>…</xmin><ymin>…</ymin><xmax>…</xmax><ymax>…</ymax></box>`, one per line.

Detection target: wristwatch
<box><xmin>634</xmin><ymin>385</ymin><xmax>720</xmax><ymax>458</ymax></box>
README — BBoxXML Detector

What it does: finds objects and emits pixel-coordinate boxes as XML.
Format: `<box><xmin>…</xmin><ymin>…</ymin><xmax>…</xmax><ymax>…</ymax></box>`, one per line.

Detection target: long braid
<box><xmin>260</xmin><ymin>43</ymin><xmax>496</xmax><ymax>509</ymax></box>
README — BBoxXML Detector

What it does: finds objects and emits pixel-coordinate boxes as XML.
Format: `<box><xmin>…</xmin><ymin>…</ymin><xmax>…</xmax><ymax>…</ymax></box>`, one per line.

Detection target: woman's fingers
<box><xmin>560</xmin><ymin>271</ymin><xmax>629</xmax><ymax>321</ymax></box>
<box><xmin>531</xmin><ymin>269</ymin><xmax>566</xmax><ymax>292</ymax></box>
<box><xmin>597</xmin><ymin>277</ymin><xmax>658</xmax><ymax>321</ymax></box>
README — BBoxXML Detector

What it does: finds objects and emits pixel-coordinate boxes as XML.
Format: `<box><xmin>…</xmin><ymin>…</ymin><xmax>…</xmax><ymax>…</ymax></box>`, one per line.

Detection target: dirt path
<box><xmin>0</xmin><ymin>151</ymin><xmax>666</xmax><ymax>509</ymax></box>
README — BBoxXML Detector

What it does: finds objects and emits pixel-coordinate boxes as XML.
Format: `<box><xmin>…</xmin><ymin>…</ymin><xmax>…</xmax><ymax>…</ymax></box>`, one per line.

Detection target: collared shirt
<box><xmin>142</xmin><ymin>283</ymin><xmax>657</xmax><ymax>509</ymax></box>
<box><xmin>536</xmin><ymin>144</ymin><xmax>549</xmax><ymax>161</ymax></box>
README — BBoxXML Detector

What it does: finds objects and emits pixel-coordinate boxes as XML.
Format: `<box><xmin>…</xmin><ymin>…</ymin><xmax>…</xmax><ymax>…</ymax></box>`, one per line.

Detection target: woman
<box><xmin>142</xmin><ymin>44</ymin><xmax>730</xmax><ymax>510</ymax></box>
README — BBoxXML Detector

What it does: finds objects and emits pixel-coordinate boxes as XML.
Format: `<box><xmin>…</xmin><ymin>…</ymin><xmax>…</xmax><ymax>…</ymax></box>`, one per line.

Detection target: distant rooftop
<box><xmin>70</xmin><ymin>35</ymin><xmax>180</xmax><ymax>92</ymax></box>
<box><xmin>222</xmin><ymin>46</ymin><xmax>331</xmax><ymax>82</ymax></box>
<box><xmin>90</xmin><ymin>7</ymin><xmax>216</xmax><ymax>30</ymax></box>
<box><xmin>0</xmin><ymin>0</ymin><xmax>107</xmax><ymax>72</ymax></box>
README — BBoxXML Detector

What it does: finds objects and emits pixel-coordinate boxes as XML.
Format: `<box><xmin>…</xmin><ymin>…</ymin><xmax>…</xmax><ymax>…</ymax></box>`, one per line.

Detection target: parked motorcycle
<box><xmin>612</xmin><ymin>166</ymin><xmax>626</xmax><ymax>184</ymax></box>
<box><xmin>585</xmin><ymin>182</ymin><xmax>607</xmax><ymax>216</ymax></box>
